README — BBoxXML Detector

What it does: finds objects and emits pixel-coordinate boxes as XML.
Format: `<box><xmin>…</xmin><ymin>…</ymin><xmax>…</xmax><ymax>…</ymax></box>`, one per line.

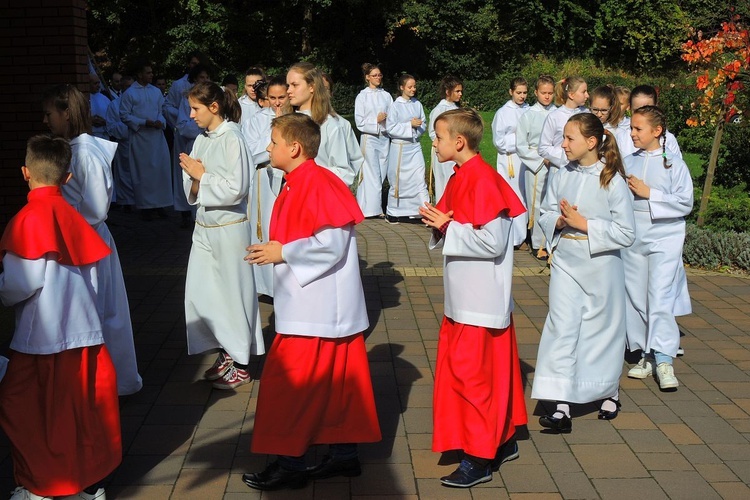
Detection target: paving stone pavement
<box><xmin>1</xmin><ymin>209</ymin><xmax>749</xmax><ymax>499</ymax></box>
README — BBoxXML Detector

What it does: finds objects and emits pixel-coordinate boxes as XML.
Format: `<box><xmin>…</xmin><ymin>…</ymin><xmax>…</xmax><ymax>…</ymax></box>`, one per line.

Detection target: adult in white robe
<box><xmin>384</xmin><ymin>96</ymin><xmax>429</xmax><ymax>218</ymax></box>
<box><xmin>538</xmin><ymin>105</ymin><xmax>589</xmax><ymax>171</ymax></box>
<box><xmin>120</xmin><ymin>79</ymin><xmax>173</xmax><ymax>209</ymax></box>
<box><xmin>183</xmin><ymin>120</ymin><xmax>264</xmax><ymax>364</ymax></box>
<box><xmin>354</xmin><ymin>87</ymin><xmax>393</xmax><ymax>216</ymax></box>
<box><xmin>105</xmin><ymin>94</ymin><xmax>135</xmax><ymax>206</ymax></box>
<box><xmin>516</xmin><ymin>101</ymin><xmax>556</xmax><ymax>251</ymax></box>
<box><xmin>164</xmin><ymin>73</ymin><xmax>191</xmax><ymax>128</ymax></box>
<box><xmin>239</xmin><ymin>95</ymin><xmax>261</xmax><ymax>128</ymax></box>
<box><xmin>531</xmin><ymin>161</ymin><xmax>635</xmax><ymax>405</ymax></box>
<box><xmin>428</xmin><ymin>99</ymin><xmax>458</xmax><ymax>202</ymax></box>
<box><xmin>64</xmin><ymin>133</ymin><xmax>143</xmax><ymax>395</ymax></box>
<box><xmin>242</xmin><ymin>106</ymin><xmax>284</xmax><ymax>297</ymax></box>
<box><xmin>90</xmin><ymin>91</ymin><xmax>111</xmax><ymax>140</ymax></box>
<box><xmin>622</xmin><ymin>150</ymin><xmax>693</xmax><ymax>359</ymax></box>
<box><xmin>492</xmin><ymin>100</ymin><xmax>530</xmax><ymax>246</ymax></box>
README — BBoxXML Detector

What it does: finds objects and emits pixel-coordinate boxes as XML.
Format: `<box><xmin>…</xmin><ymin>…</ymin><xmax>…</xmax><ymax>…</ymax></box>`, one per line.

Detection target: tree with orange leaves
<box><xmin>682</xmin><ymin>11</ymin><xmax>750</xmax><ymax>226</ymax></box>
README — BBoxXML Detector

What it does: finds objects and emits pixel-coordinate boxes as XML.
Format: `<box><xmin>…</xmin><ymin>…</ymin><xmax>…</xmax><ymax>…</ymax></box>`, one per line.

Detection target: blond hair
<box><xmin>25</xmin><ymin>134</ymin><xmax>72</xmax><ymax>185</ymax></box>
<box><xmin>554</xmin><ymin>76</ymin><xmax>586</xmax><ymax>106</ymax></box>
<box><xmin>288</xmin><ymin>62</ymin><xmax>336</xmax><ymax>125</ymax></box>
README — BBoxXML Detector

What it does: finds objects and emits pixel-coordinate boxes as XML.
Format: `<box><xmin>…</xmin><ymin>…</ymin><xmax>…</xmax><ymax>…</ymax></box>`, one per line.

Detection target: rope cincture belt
<box><xmin>196</xmin><ymin>217</ymin><xmax>248</xmax><ymax>229</ymax></box>
<box><xmin>548</xmin><ymin>233</ymin><xmax>589</xmax><ymax>266</ymax></box>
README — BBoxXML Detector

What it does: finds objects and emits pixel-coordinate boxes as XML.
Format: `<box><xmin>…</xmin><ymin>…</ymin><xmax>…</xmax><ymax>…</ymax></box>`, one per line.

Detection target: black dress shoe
<box><xmin>598</xmin><ymin>397</ymin><xmax>622</xmax><ymax>420</ymax></box>
<box><xmin>308</xmin><ymin>455</ymin><xmax>361</xmax><ymax>480</ymax></box>
<box><xmin>242</xmin><ymin>461</ymin><xmax>308</xmax><ymax>491</ymax></box>
<box><xmin>539</xmin><ymin>413</ymin><xmax>572</xmax><ymax>433</ymax></box>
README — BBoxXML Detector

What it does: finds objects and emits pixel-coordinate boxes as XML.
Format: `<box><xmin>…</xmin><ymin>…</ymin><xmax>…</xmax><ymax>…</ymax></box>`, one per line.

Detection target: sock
<box><xmin>552</xmin><ymin>403</ymin><xmax>570</xmax><ymax>419</ymax></box>
<box><xmin>601</xmin><ymin>389</ymin><xmax>619</xmax><ymax>412</ymax></box>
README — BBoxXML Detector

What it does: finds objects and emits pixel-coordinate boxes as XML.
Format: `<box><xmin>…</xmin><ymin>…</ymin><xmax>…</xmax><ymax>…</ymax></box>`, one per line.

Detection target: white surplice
<box><xmin>430</xmin><ymin>216</ymin><xmax>515</xmax><ymax>329</ymax></box>
<box><xmin>120</xmin><ymin>82</ymin><xmax>173</xmax><ymax>209</ymax></box>
<box><xmin>105</xmin><ymin>96</ymin><xmax>135</xmax><ymax>205</ymax></box>
<box><xmin>242</xmin><ymin>107</ymin><xmax>284</xmax><ymax>297</ymax></box>
<box><xmin>239</xmin><ymin>95</ymin><xmax>261</xmax><ymax>129</ymax></box>
<box><xmin>622</xmin><ymin>150</ymin><xmax>693</xmax><ymax>358</ymax></box>
<box><xmin>384</xmin><ymin>96</ymin><xmax>429</xmax><ymax>217</ymax></box>
<box><xmin>64</xmin><ymin>133</ymin><xmax>143</xmax><ymax>395</ymax></box>
<box><xmin>90</xmin><ymin>91</ymin><xmax>111</xmax><ymax>140</ymax></box>
<box><xmin>531</xmin><ymin>161</ymin><xmax>635</xmax><ymax>403</ymax></box>
<box><xmin>355</xmin><ymin>87</ymin><xmax>393</xmax><ymax>217</ymax></box>
<box><xmin>428</xmin><ymin>99</ymin><xmax>459</xmax><ymax>202</ymax></box>
<box><xmin>516</xmin><ymin>101</ymin><xmax>556</xmax><ymax>250</ymax></box>
<box><xmin>274</xmin><ymin>225</ymin><xmax>369</xmax><ymax>338</ymax></box>
<box><xmin>183</xmin><ymin>120</ymin><xmax>264</xmax><ymax>364</ymax></box>
<box><xmin>492</xmin><ymin>100</ymin><xmax>530</xmax><ymax>246</ymax></box>
<box><xmin>0</xmin><ymin>254</ymin><xmax>103</xmax><ymax>355</ymax></box>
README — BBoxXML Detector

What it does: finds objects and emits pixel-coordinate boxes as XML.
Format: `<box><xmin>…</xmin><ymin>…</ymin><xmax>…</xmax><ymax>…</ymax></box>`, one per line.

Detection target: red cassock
<box><xmin>0</xmin><ymin>186</ymin><xmax>121</xmax><ymax>496</ymax></box>
<box><xmin>251</xmin><ymin>160</ymin><xmax>381</xmax><ymax>457</ymax></box>
<box><xmin>431</xmin><ymin>155</ymin><xmax>528</xmax><ymax>459</ymax></box>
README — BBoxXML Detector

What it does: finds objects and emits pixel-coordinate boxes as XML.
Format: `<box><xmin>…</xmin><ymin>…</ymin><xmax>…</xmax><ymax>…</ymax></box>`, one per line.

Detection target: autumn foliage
<box><xmin>682</xmin><ymin>16</ymin><xmax>750</xmax><ymax>126</ymax></box>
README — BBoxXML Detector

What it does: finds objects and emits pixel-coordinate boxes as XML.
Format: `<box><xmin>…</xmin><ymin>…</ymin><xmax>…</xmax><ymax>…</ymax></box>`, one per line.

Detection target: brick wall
<box><xmin>0</xmin><ymin>1</ymin><xmax>89</xmax><ymax>229</ymax></box>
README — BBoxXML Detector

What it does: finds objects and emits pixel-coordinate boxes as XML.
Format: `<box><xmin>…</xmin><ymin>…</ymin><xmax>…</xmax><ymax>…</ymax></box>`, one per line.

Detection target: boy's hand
<box><xmin>419</xmin><ymin>202</ymin><xmax>453</xmax><ymax>230</ymax></box>
<box><xmin>559</xmin><ymin>198</ymin><xmax>587</xmax><ymax>232</ymax></box>
<box><xmin>245</xmin><ymin>241</ymin><xmax>283</xmax><ymax>265</ymax></box>
<box><xmin>627</xmin><ymin>174</ymin><xmax>650</xmax><ymax>199</ymax></box>
<box><xmin>179</xmin><ymin>153</ymin><xmax>205</xmax><ymax>181</ymax></box>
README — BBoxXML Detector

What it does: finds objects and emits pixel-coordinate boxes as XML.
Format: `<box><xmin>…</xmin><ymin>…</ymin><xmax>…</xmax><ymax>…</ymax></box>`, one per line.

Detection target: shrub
<box><xmin>684</xmin><ymin>224</ymin><xmax>750</xmax><ymax>271</ymax></box>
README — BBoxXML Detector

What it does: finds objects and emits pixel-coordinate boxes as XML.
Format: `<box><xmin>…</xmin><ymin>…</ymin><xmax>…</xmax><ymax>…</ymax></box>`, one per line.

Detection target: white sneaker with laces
<box><xmin>58</xmin><ymin>488</ymin><xmax>106</xmax><ymax>500</ymax></box>
<box><xmin>656</xmin><ymin>363</ymin><xmax>679</xmax><ymax>390</ymax></box>
<box><xmin>9</xmin><ymin>487</ymin><xmax>52</xmax><ymax>500</ymax></box>
<box><xmin>627</xmin><ymin>358</ymin><xmax>653</xmax><ymax>379</ymax></box>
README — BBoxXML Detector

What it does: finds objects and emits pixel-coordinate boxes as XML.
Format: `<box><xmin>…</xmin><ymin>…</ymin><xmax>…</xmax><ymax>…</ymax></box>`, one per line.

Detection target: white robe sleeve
<box><xmin>665</xmin><ymin>131</ymin><xmax>683</xmax><ymax>159</ymax></box>
<box><xmin>105</xmin><ymin>100</ymin><xmax>128</xmax><ymax>140</ymax></box>
<box><xmin>0</xmin><ymin>254</ymin><xmax>45</xmax><ymax>306</ymax></box>
<box><xmin>164</xmin><ymin>81</ymin><xmax>184</xmax><ymax>128</ymax></box>
<box><xmin>321</xmin><ymin>119</ymin><xmax>359</xmax><ymax>186</ymax></box>
<box><xmin>538</xmin><ymin>114</ymin><xmax>565</xmax><ymax>167</ymax></box>
<box><xmin>441</xmin><ymin>216</ymin><xmax>512</xmax><ymax>259</ymax></box>
<box><xmin>66</xmin><ymin>152</ymin><xmax>113</xmax><ymax>225</ymax></box>
<box><xmin>538</xmin><ymin>170</ymin><xmax>564</xmax><ymax>250</ymax></box>
<box><xmin>648</xmin><ymin>160</ymin><xmax>694</xmax><ymax>219</ymax></box>
<box><xmin>385</xmin><ymin>103</ymin><xmax>413</xmax><ymax>140</ymax></box>
<box><xmin>245</xmin><ymin>116</ymin><xmax>270</xmax><ymax>165</ymax></box>
<box><xmin>193</xmin><ymin>135</ymin><xmax>248</xmax><ymax>207</ymax></box>
<box><xmin>281</xmin><ymin>226</ymin><xmax>350</xmax><ymax>288</ymax></box>
<box><xmin>587</xmin><ymin>177</ymin><xmax>636</xmax><ymax>254</ymax></box>
<box><xmin>355</xmin><ymin>92</ymin><xmax>380</xmax><ymax>135</ymax></box>
<box><xmin>516</xmin><ymin>113</ymin><xmax>544</xmax><ymax>173</ymax></box>
<box><xmin>491</xmin><ymin>106</ymin><xmax>517</xmax><ymax>155</ymax></box>
<box><xmin>120</xmin><ymin>91</ymin><xmax>145</xmax><ymax>131</ymax></box>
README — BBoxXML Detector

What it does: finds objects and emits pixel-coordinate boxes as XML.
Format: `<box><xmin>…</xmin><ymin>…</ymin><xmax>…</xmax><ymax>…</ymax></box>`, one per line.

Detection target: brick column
<box><xmin>0</xmin><ymin>1</ymin><xmax>89</xmax><ymax>229</ymax></box>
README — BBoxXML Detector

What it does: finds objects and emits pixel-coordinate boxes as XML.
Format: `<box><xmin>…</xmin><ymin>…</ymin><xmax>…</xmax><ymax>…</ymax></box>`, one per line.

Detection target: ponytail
<box><xmin>567</xmin><ymin>113</ymin><xmax>625</xmax><ymax>188</ymax></box>
<box><xmin>554</xmin><ymin>76</ymin><xmax>585</xmax><ymax>106</ymax></box>
<box><xmin>188</xmin><ymin>81</ymin><xmax>242</xmax><ymax>123</ymax></box>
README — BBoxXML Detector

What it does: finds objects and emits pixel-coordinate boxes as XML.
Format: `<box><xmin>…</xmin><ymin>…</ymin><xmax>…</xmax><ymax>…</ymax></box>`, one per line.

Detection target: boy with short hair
<box><xmin>419</xmin><ymin>108</ymin><xmax>528</xmax><ymax>488</ymax></box>
<box><xmin>242</xmin><ymin>113</ymin><xmax>381</xmax><ymax>491</ymax></box>
<box><xmin>0</xmin><ymin>135</ymin><xmax>122</xmax><ymax>500</ymax></box>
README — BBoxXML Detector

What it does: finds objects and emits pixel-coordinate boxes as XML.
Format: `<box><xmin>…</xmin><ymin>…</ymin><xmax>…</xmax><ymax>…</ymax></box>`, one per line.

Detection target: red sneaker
<box><xmin>204</xmin><ymin>352</ymin><xmax>233</xmax><ymax>381</ymax></box>
<box><xmin>212</xmin><ymin>366</ymin><xmax>251</xmax><ymax>389</ymax></box>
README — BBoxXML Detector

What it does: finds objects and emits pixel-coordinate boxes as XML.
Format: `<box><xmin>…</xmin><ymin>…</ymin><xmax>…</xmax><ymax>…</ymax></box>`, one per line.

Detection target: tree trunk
<box><xmin>696</xmin><ymin>120</ymin><xmax>724</xmax><ymax>227</ymax></box>
<box><xmin>301</xmin><ymin>3</ymin><xmax>312</xmax><ymax>56</ymax></box>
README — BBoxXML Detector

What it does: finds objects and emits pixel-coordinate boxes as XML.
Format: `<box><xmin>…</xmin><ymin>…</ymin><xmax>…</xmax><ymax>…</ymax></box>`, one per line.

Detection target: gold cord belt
<box><xmin>196</xmin><ymin>217</ymin><xmax>248</xmax><ymax>228</ymax></box>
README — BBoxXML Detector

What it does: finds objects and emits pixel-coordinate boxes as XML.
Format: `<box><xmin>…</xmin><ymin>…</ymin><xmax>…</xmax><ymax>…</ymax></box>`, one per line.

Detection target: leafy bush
<box><xmin>679</xmin><ymin>124</ymin><xmax>750</xmax><ymax>190</ymax></box>
<box><xmin>684</xmin><ymin>224</ymin><xmax>750</xmax><ymax>271</ymax></box>
<box><xmin>689</xmin><ymin>184</ymin><xmax>750</xmax><ymax>233</ymax></box>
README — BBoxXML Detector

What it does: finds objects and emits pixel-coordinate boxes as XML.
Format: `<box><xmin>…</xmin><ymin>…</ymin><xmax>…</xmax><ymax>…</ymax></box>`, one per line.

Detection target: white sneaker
<box><xmin>676</xmin><ymin>346</ymin><xmax>684</xmax><ymax>356</ymax></box>
<box><xmin>627</xmin><ymin>358</ymin><xmax>653</xmax><ymax>379</ymax></box>
<box><xmin>9</xmin><ymin>487</ymin><xmax>51</xmax><ymax>500</ymax></box>
<box><xmin>656</xmin><ymin>363</ymin><xmax>679</xmax><ymax>390</ymax></box>
<box><xmin>58</xmin><ymin>488</ymin><xmax>106</xmax><ymax>500</ymax></box>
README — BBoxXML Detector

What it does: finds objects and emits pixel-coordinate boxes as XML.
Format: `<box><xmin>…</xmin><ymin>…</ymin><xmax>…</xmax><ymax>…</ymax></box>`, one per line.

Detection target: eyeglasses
<box><xmin>591</xmin><ymin>108</ymin><xmax>610</xmax><ymax>115</ymax></box>
<box><xmin>370</xmin><ymin>74</ymin><xmax>383</xmax><ymax>78</ymax></box>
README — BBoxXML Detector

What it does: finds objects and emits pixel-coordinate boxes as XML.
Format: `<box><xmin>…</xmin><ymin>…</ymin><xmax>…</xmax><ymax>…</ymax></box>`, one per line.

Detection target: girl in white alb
<box><xmin>623</xmin><ymin>106</ymin><xmax>693</xmax><ymax>391</ymax></box>
<box><xmin>532</xmin><ymin>113</ymin><xmax>635</xmax><ymax>432</ymax></box>
<box><xmin>355</xmin><ymin>63</ymin><xmax>393</xmax><ymax>217</ymax></box>
<box><xmin>384</xmin><ymin>74</ymin><xmax>429</xmax><ymax>219</ymax></box>
<box><xmin>492</xmin><ymin>77</ymin><xmax>530</xmax><ymax>246</ymax></box>
<box><xmin>516</xmin><ymin>75</ymin><xmax>556</xmax><ymax>256</ymax></box>
<box><xmin>428</xmin><ymin>75</ymin><xmax>463</xmax><ymax>202</ymax></box>
<box><xmin>538</xmin><ymin>76</ymin><xmax>589</xmax><ymax>172</ymax></box>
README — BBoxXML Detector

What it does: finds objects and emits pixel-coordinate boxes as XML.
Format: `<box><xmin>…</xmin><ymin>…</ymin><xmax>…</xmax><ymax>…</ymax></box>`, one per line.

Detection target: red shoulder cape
<box><xmin>270</xmin><ymin>160</ymin><xmax>364</xmax><ymax>244</ymax></box>
<box><xmin>436</xmin><ymin>154</ymin><xmax>526</xmax><ymax>227</ymax></box>
<box><xmin>0</xmin><ymin>186</ymin><xmax>111</xmax><ymax>265</ymax></box>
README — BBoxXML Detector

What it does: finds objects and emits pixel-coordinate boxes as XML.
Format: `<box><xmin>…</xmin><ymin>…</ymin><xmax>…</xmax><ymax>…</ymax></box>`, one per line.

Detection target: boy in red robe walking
<box><xmin>243</xmin><ymin>113</ymin><xmax>381</xmax><ymax>491</ymax></box>
<box><xmin>420</xmin><ymin>109</ymin><xmax>528</xmax><ymax>488</ymax></box>
<box><xmin>0</xmin><ymin>135</ymin><xmax>121</xmax><ymax>500</ymax></box>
